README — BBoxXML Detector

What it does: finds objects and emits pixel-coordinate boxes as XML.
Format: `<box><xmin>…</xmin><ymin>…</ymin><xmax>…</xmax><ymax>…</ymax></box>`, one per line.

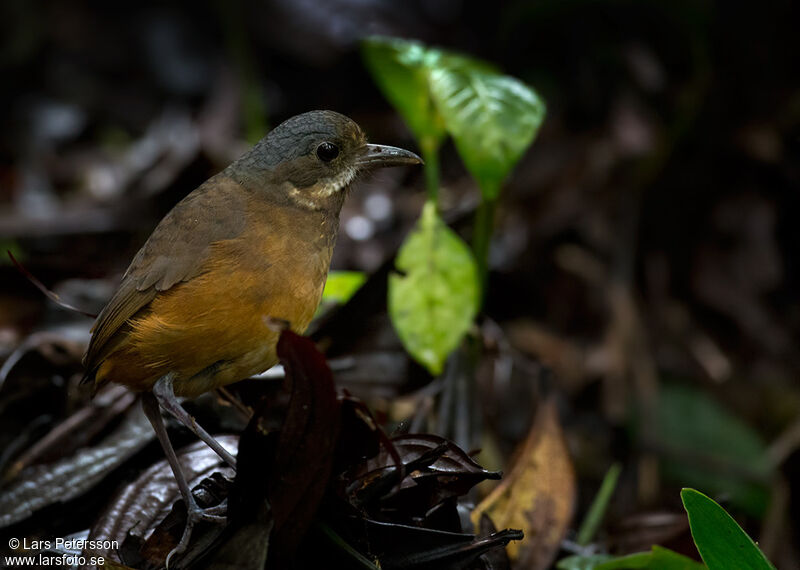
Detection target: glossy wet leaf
<box><xmin>0</xmin><ymin>403</ymin><xmax>154</xmax><ymax>528</ymax></box>
<box><xmin>2</xmin><ymin>385</ymin><xmax>135</xmax><ymax>481</ymax></box>
<box><xmin>427</xmin><ymin>58</ymin><xmax>545</xmax><ymax>199</ymax></box>
<box><xmin>389</xmin><ymin>200</ymin><xmax>478</xmax><ymax>375</ymax></box>
<box><xmin>361</xmin><ymin>36</ymin><xmax>447</xmax><ymax>151</ymax></box>
<box><xmin>268</xmin><ymin>330</ymin><xmax>341</xmax><ymax>567</ymax></box>
<box><xmin>138</xmin><ymin>473</ymin><xmax>232</xmax><ymax>568</ymax></box>
<box><xmin>681</xmin><ymin>488</ymin><xmax>775</xmax><ymax>570</ymax></box>
<box><xmin>647</xmin><ymin>384</ymin><xmax>772</xmax><ymax>516</ymax></box>
<box><xmin>471</xmin><ymin>398</ymin><xmax>575</xmax><ymax>569</ymax></box>
<box><xmin>88</xmin><ymin>437</ymin><xmax>237</xmax><ymax>568</ymax></box>
<box><xmin>362</xmin><ymin>36</ymin><xmax>544</xmax><ymax>200</ymax></box>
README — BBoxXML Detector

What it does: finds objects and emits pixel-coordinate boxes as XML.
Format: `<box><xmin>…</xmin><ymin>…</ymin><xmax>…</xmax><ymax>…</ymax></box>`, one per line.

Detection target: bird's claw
<box><xmin>165</xmin><ymin>498</ymin><xmax>228</xmax><ymax>569</ymax></box>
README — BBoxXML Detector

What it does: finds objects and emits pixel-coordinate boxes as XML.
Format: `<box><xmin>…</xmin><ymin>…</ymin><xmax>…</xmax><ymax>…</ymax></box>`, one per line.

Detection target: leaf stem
<box><xmin>420</xmin><ymin>138</ymin><xmax>441</xmax><ymax>204</ymax></box>
<box><xmin>472</xmin><ymin>195</ymin><xmax>497</xmax><ymax>305</ymax></box>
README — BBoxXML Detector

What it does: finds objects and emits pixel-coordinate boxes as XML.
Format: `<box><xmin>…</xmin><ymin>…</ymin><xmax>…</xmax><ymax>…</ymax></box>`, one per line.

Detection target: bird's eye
<box><xmin>316</xmin><ymin>142</ymin><xmax>340</xmax><ymax>162</ymax></box>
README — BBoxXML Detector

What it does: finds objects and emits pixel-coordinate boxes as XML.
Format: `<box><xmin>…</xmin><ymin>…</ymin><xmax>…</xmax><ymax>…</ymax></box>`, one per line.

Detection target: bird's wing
<box><xmin>83</xmin><ymin>174</ymin><xmax>249</xmax><ymax>371</ymax></box>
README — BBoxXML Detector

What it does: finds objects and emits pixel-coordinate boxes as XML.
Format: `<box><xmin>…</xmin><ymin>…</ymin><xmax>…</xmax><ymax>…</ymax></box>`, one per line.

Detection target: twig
<box><xmin>8</xmin><ymin>251</ymin><xmax>97</xmax><ymax>318</ymax></box>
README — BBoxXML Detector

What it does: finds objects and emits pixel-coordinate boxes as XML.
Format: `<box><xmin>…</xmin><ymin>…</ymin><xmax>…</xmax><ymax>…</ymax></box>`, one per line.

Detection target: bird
<box><xmin>81</xmin><ymin>110</ymin><xmax>422</xmax><ymax>564</ymax></box>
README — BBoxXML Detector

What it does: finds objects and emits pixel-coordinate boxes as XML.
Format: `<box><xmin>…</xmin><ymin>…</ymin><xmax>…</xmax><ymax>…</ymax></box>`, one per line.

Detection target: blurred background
<box><xmin>0</xmin><ymin>0</ymin><xmax>798</xmax><ymax>567</ymax></box>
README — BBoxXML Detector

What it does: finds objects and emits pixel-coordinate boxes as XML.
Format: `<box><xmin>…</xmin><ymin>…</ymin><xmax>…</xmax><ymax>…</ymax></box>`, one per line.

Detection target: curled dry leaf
<box><xmin>471</xmin><ymin>397</ymin><xmax>576</xmax><ymax>570</ymax></box>
<box><xmin>349</xmin><ymin>433</ymin><xmax>501</xmax><ymax>518</ymax></box>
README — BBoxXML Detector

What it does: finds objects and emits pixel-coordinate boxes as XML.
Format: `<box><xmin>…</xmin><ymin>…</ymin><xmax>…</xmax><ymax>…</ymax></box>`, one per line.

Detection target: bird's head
<box><xmin>232</xmin><ymin>110</ymin><xmax>422</xmax><ymax>212</ymax></box>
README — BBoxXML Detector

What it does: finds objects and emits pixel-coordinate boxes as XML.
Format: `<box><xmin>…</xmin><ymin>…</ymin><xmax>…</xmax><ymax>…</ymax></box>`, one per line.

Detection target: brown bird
<box><xmin>82</xmin><ymin>110</ymin><xmax>421</xmax><ymax>563</ymax></box>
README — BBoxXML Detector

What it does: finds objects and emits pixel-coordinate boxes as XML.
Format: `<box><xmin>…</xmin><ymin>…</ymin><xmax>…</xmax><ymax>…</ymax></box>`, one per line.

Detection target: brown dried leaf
<box><xmin>471</xmin><ymin>397</ymin><xmax>575</xmax><ymax>570</ymax></box>
<box><xmin>5</xmin><ymin>385</ymin><xmax>136</xmax><ymax>478</ymax></box>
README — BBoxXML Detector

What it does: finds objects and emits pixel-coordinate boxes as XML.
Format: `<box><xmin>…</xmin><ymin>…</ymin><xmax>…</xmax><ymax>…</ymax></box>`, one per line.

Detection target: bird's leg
<box><xmin>151</xmin><ymin>373</ymin><xmax>237</xmax><ymax>469</ymax></box>
<box><xmin>141</xmin><ymin>392</ymin><xmax>227</xmax><ymax>567</ymax></box>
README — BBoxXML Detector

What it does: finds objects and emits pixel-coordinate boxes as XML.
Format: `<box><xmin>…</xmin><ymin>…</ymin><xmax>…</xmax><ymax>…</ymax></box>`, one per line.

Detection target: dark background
<box><xmin>1</xmin><ymin>0</ymin><xmax>798</xmax><ymax>566</ymax></box>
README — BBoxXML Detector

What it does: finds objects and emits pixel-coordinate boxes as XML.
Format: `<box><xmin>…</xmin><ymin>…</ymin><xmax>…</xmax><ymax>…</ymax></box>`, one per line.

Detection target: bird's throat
<box><xmin>284</xmin><ymin>167</ymin><xmax>356</xmax><ymax>212</ymax></box>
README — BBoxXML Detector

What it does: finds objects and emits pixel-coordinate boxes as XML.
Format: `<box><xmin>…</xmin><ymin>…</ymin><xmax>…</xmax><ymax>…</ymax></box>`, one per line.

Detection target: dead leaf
<box><xmin>471</xmin><ymin>397</ymin><xmax>575</xmax><ymax>570</ymax></box>
<box><xmin>267</xmin><ymin>330</ymin><xmax>341</xmax><ymax>567</ymax></box>
<box><xmin>88</xmin><ymin>436</ymin><xmax>238</xmax><ymax>568</ymax></box>
<box><xmin>353</xmin><ymin>517</ymin><xmax>522</xmax><ymax>570</ymax></box>
<box><xmin>0</xmin><ymin>402</ymin><xmax>155</xmax><ymax>528</ymax></box>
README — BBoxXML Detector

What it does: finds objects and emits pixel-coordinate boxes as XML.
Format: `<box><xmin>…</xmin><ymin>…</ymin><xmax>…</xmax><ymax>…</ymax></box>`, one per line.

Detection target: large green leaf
<box><xmin>363</xmin><ymin>36</ymin><xmax>545</xmax><ymax>199</ymax></box>
<box><xmin>361</xmin><ymin>36</ymin><xmax>447</xmax><ymax>152</ymax></box>
<box><xmin>388</xmin><ymin>200</ymin><xmax>479</xmax><ymax>374</ymax></box>
<box><xmin>681</xmin><ymin>489</ymin><xmax>775</xmax><ymax>570</ymax></box>
<box><xmin>427</xmin><ymin>60</ymin><xmax>546</xmax><ymax>198</ymax></box>
<box><xmin>642</xmin><ymin>384</ymin><xmax>772</xmax><ymax>516</ymax></box>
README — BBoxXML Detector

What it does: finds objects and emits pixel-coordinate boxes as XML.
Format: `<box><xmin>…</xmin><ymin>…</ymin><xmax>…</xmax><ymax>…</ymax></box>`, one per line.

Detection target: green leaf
<box><xmin>576</xmin><ymin>463</ymin><xmax>622</xmax><ymax>545</ymax></box>
<box><xmin>389</xmin><ymin>200</ymin><xmax>479</xmax><ymax>374</ymax></box>
<box><xmin>427</xmin><ymin>60</ymin><xmax>545</xmax><ymax>199</ymax></box>
<box><xmin>557</xmin><ymin>554</ymin><xmax>614</xmax><ymax>570</ymax></box>
<box><xmin>643</xmin><ymin>384</ymin><xmax>772</xmax><ymax>516</ymax></box>
<box><xmin>598</xmin><ymin>547</ymin><xmax>705</xmax><ymax>570</ymax></box>
<box><xmin>595</xmin><ymin>552</ymin><xmax>652</xmax><ymax>569</ymax></box>
<box><xmin>361</xmin><ymin>36</ymin><xmax>448</xmax><ymax>152</ymax></box>
<box><xmin>649</xmin><ymin>546</ymin><xmax>707</xmax><ymax>570</ymax></box>
<box><xmin>322</xmin><ymin>271</ymin><xmax>366</xmax><ymax>305</ymax></box>
<box><xmin>559</xmin><ymin>546</ymin><xmax>705</xmax><ymax>570</ymax></box>
<box><xmin>362</xmin><ymin>36</ymin><xmax>545</xmax><ymax>200</ymax></box>
<box><xmin>681</xmin><ymin>489</ymin><xmax>775</xmax><ymax>570</ymax></box>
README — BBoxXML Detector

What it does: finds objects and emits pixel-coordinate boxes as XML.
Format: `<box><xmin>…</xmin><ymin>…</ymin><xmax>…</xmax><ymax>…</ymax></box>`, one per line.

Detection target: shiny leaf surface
<box><xmin>681</xmin><ymin>488</ymin><xmax>775</xmax><ymax>570</ymax></box>
<box><xmin>389</xmin><ymin>200</ymin><xmax>478</xmax><ymax>375</ymax></box>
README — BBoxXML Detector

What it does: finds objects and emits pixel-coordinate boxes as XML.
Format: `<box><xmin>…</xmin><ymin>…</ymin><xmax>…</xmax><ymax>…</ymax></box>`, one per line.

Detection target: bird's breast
<box><xmin>114</xmin><ymin>201</ymin><xmax>339</xmax><ymax>396</ymax></box>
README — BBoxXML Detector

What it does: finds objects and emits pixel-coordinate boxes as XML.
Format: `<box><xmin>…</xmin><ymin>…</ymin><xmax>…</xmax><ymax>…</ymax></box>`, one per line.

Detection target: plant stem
<box><xmin>420</xmin><ymin>138</ymin><xmax>440</xmax><ymax>204</ymax></box>
<box><xmin>472</xmin><ymin>195</ymin><xmax>497</xmax><ymax>305</ymax></box>
<box><xmin>576</xmin><ymin>462</ymin><xmax>622</xmax><ymax>545</ymax></box>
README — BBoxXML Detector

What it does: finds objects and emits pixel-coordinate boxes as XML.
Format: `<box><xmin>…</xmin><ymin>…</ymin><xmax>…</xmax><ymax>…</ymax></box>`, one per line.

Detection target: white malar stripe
<box><xmin>317</xmin><ymin>166</ymin><xmax>358</xmax><ymax>197</ymax></box>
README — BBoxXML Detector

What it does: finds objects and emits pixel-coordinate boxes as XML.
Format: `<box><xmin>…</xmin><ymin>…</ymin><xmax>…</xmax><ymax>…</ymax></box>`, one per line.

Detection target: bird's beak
<box><xmin>356</xmin><ymin>144</ymin><xmax>423</xmax><ymax>168</ymax></box>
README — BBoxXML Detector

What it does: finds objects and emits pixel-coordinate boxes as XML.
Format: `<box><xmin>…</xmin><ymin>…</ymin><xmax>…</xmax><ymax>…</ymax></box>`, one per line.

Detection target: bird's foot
<box><xmin>165</xmin><ymin>497</ymin><xmax>228</xmax><ymax>569</ymax></box>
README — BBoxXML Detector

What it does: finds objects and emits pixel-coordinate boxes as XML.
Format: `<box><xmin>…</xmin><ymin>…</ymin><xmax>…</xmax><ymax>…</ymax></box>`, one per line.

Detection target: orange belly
<box><xmin>94</xmin><ymin>255</ymin><xmax>326</xmax><ymax>398</ymax></box>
